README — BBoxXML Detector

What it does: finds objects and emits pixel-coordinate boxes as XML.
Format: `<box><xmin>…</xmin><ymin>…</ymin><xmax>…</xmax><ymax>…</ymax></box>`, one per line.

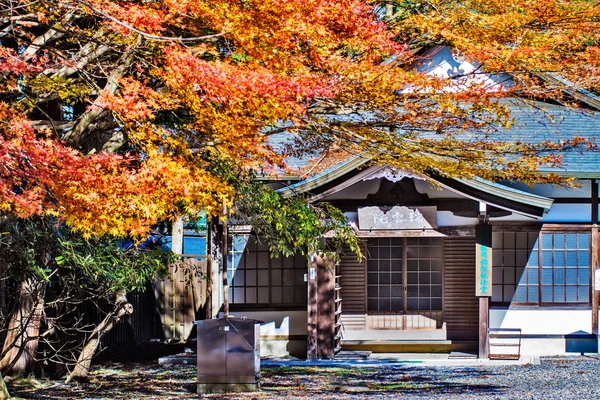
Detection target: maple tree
<box><xmin>1</xmin><ymin>0</ymin><xmax>600</xmax><ymax>394</ymax></box>
<box><xmin>0</xmin><ymin>0</ymin><xmax>596</xmax><ymax>240</ymax></box>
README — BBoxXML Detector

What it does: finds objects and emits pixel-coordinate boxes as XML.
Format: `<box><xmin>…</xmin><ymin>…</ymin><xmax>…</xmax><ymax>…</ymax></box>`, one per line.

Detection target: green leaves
<box><xmin>0</xmin><ymin>217</ymin><xmax>170</xmax><ymax>296</ymax></box>
<box><xmin>233</xmin><ymin>174</ymin><xmax>361</xmax><ymax>263</ymax></box>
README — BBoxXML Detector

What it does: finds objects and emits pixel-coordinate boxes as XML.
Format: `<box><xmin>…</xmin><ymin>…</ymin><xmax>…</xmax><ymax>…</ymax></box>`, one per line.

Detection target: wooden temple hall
<box><xmin>176</xmin><ymin>149</ymin><xmax>600</xmax><ymax>360</ymax></box>
<box><xmin>167</xmin><ymin>49</ymin><xmax>600</xmax><ymax>359</ymax></box>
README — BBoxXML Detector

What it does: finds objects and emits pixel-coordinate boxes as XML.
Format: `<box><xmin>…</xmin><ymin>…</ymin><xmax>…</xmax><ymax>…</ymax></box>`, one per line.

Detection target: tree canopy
<box><xmin>0</xmin><ymin>0</ymin><xmax>599</xmax><ymax>238</ymax></box>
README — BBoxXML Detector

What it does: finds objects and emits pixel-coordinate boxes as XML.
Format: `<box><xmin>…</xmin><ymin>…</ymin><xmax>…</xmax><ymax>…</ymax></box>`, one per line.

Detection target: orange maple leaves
<box><xmin>3</xmin><ymin>0</ymin><xmax>598</xmax><ymax>239</ymax></box>
<box><xmin>0</xmin><ymin>105</ymin><xmax>232</xmax><ymax>237</ymax></box>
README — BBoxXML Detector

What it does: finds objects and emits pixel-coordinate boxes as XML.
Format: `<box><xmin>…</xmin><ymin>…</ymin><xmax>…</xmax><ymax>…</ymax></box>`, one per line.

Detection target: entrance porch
<box><xmin>326</xmin><ymin>236</ymin><xmax>479</xmax><ymax>355</ymax></box>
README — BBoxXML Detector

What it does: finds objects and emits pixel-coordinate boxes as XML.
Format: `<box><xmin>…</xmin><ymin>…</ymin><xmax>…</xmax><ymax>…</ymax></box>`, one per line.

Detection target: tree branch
<box><xmin>62</xmin><ymin>40</ymin><xmax>137</xmax><ymax>148</ymax></box>
<box><xmin>74</xmin><ymin>0</ymin><xmax>224</xmax><ymax>43</ymax></box>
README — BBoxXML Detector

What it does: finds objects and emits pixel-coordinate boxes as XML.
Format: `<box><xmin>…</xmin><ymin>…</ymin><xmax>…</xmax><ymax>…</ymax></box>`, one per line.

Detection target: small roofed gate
<box><xmin>153</xmin><ymin>258</ymin><xmax>207</xmax><ymax>342</ymax></box>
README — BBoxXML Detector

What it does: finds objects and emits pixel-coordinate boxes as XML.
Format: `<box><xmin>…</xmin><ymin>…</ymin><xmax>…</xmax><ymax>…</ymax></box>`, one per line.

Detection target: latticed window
<box><xmin>540</xmin><ymin>233</ymin><xmax>590</xmax><ymax>304</ymax></box>
<box><xmin>229</xmin><ymin>236</ymin><xmax>307</xmax><ymax>307</ymax></box>
<box><xmin>407</xmin><ymin>237</ymin><xmax>443</xmax><ymax>311</ymax></box>
<box><xmin>492</xmin><ymin>230</ymin><xmax>590</xmax><ymax>305</ymax></box>
<box><xmin>492</xmin><ymin>231</ymin><xmax>539</xmax><ymax>304</ymax></box>
<box><xmin>367</xmin><ymin>238</ymin><xmax>404</xmax><ymax>311</ymax></box>
<box><xmin>367</xmin><ymin>237</ymin><xmax>443</xmax><ymax>312</ymax></box>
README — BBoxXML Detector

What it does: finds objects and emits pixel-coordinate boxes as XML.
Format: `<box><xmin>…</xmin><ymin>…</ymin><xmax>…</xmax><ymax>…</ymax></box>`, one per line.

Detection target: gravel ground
<box><xmin>7</xmin><ymin>355</ymin><xmax>600</xmax><ymax>399</ymax></box>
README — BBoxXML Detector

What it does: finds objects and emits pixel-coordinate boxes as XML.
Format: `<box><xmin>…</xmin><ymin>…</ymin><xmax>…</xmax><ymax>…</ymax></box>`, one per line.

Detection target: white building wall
<box><xmin>221</xmin><ymin>310</ymin><xmax>307</xmax><ymax>358</ymax></box>
<box><xmin>500</xmin><ymin>180</ymin><xmax>591</xmax><ymax>198</ymax></box>
<box><xmin>490</xmin><ymin>308</ymin><xmax>599</xmax><ymax>355</ymax></box>
<box><xmin>542</xmin><ymin>204</ymin><xmax>592</xmax><ymax>223</ymax></box>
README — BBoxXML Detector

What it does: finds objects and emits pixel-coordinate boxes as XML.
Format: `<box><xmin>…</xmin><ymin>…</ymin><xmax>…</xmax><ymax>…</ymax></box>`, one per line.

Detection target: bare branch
<box><xmin>74</xmin><ymin>0</ymin><xmax>224</xmax><ymax>43</ymax></box>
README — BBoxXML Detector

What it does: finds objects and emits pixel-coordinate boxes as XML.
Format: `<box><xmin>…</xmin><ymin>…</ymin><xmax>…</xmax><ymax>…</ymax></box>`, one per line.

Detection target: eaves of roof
<box><xmin>454</xmin><ymin>177</ymin><xmax>553</xmax><ymax>214</ymax></box>
<box><xmin>536</xmin><ymin>73</ymin><xmax>600</xmax><ymax>111</ymax></box>
<box><xmin>277</xmin><ymin>158</ymin><xmax>553</xmax><ymax>218</ymax></box>
<box><xmin>276</xmin><ymin>155</ymin><xmax>370</xmax><ymax>198</ymax></box>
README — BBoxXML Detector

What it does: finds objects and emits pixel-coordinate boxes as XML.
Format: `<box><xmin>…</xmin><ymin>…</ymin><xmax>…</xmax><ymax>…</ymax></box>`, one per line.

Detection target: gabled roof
<box><xmin>273</xmin><ymin>96</ymin><xmax>600</xmax><ymax>183</ymax></box>
<box><xmin>270</xmin><ymin>46</ymin><xmax>600</xmax><ymax>208</ymax></box>
<box><xmin>276</xmin><ymin>163</ymin><xmax>553</xmax><ymax>218</ymax></box>
<box><xmin>433</xmin><ymin>175</ymin><xmax>553</xmax><ymax>218</ymax></box>
<box><xmin>276</xmin><ymin>155</ymin><xmax>369</xmax><ymax>198</ymax></box>
<box><xmin>455</xmin><ymin>177</ymin><xmax>553</xmax><ymax>212</ymax></box>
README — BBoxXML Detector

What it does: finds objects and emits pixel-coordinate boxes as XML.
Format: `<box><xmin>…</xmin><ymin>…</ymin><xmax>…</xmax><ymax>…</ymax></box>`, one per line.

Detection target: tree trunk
<box><xmin>65</xmin><ymin>293</ymin><xmax>133</xmax><ymax>383</ymax></box>
<box><xmin>62</xmin><ymin>47</ymin><xmax>136</xmax><ymax>150</ymax></box>
<box><xmin>0</xmin><ymin>280</ymin><xmax>45</xmax><ymax>377</ymax></box>
<box><xmin>0</xmin><ymin>372</ymin><xmax>9</xmax><ymax>400</ymax></box>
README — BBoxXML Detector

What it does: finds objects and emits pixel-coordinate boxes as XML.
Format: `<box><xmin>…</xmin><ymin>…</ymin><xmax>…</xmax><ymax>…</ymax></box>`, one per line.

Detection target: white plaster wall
<box><xmin>436</xmin><ymin>211</ymin><xmax>478</xmax><ymax>226</ymax></box>
<box><xmin>415</xmin><ymin>46</ymin><xmax>508</xmax><ymax>91</ymax></box>
<box><xmin>344</xmin><ymin>211</ymin><xmax>358</xmax><ymax>227</ymax></box>
<box><xmin>220</xmin><ymin>310</ymin><xmax>307</xmax><ymax>335</ymax></box>
<box><xmin>542</xmin><ymin>204</ymin><xmax>592</xmax><ymax>223</ymax></box>
<box><xmin>489</xmin><ymin>213</ymin><xmax>538</xmax><ymax>223</ymax></box>
<box><xmin>490</xmin><ymin>308</ymin><xmax>591</xmax><ymax>335</ymax></box>
<box><xmin>490</xmin><ymin>308</ymin><xmax>598</xmax><ymax>356</ymax></box>
<box><xmin>220</xmin><ymin>310</ymin><xmax>307</xmax><ymax>358</ymax></box>
<box><xmin>322</xmin><ymin>179</ymin><xmax>382</xmax><ymax>200</ymax></box>
<box><xmin>413</xmin><ymin>180</ymin><xmax>466</xmax><ymax>199</ymax></box>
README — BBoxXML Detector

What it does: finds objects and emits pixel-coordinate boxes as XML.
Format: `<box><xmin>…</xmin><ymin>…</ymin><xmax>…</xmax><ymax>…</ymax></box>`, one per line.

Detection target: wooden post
<box><xmin>592</xmin><ymin>180</ymin><xmax>598</xmax><ymax>224</ymax></box>
<box><xmin>307</xmin><ymin>253</ymin><xmax>318</xmax><ymax>360</ymax></box>
<box><xmin>210</xmin><ymin>223</ymin><xmax>222</xmax><ymax>318</ymax></box>
<box><xmin>222</xmin><ymin>203</ymin><xmax>229</xmax><ymax>318</ymax></box>
<box><xmin>479</xmin><ymin>297</ymin><xmax>489</xmax><ymax>359</ymax></box>
<box><xmin>476</xmin><ymin>221</ymin><xmax>492</xmax><ymax>359</ymax></box>
<box><xmin>317</xmin><ymin>257</ymin><xmax>335</xmax><ymax>359</ymax></box>
<box><xmin>172</xmin><ymin>216</ymin><xmax>184</xmax><ymax>255</ymax></box>
<box><xmin>592</xmin><ymin>225</ymin><xmax>598</xmax><ymax>336</ymax></box>
<box><xmin>204</xmin><ymin>220</ymin><xmax>213</xmax><ymax>319</ymax></box>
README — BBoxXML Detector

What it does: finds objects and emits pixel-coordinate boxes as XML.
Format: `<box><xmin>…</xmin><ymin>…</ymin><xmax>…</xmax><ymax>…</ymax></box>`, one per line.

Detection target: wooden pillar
<box><xmin>476</xmin><ymin>221</ymin><xmax>492</xmax><ymax>359</ymax></box>
<box><xmin>172</xmin><ymin>216</ymin><xmax>184</xmax><ymax>255</ymax></box>
<box><xmin>592</xmin><ymin>180</ymin><xmax>598</xmax><ymax>224</ymax></box>
<box><xmin>317</xmin><ymin>257</ymin><xmax>335</xmax><ymax>359</ymax></box>
<box><xmin>204</xmin><ymin>220</ymin><xmax>213</xmax><ymax>319</ymax></box>
<box><xmin>210</xmin><ymin>223</ymin><xmax>223</xmax><ymax>318</ymax></box>
<box><xmin>479</xmin><ymin>297</ymin><xmax>489</xmax><ymax>358</ymax></box>
<box><xmin>307</xmin><ymin>254</ymin><xmax>318</xmax><ymax>360</ymax></box>
<box><xmin>222</xmin><ymin>204</ymin><xmax>229</xmax><ymax>318</ymax></box>
<box><xmin>592</xmin><ymin>225</ymin><xmax>598</xmax><ymax>336</ymax></box>
<box><xmin>591</xmin><ymin>181</ymin><xmax>598</xmax><ymax>337</ymax></box>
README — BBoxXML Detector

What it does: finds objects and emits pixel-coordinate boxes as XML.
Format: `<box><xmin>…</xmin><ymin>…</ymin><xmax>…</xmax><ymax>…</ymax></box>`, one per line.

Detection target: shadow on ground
<box><xmin>7</xmin><ymin>362</ymin><xmax>509</xmax><ymax>399</ymax></box>
<box><xmin>255</xmin><ymin>365</ymin><xmax>506</xmax><ymax>399</ymax></box>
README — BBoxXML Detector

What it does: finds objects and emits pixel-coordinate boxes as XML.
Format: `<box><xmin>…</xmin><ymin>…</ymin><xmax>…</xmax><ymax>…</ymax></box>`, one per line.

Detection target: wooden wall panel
<box><xmin>338</xmin><ymin>243</ymin><xmax>367</xmax><ymax>315</ymax></box>
<box><xmin>444</xmin><ymin>237</ymin><xmax>479</xmax><ymax>341</ymax></box>
<box><xmin>153</xmin><ymin>258</ymin><xmax>207</xmax><ymax>342</ymax></box>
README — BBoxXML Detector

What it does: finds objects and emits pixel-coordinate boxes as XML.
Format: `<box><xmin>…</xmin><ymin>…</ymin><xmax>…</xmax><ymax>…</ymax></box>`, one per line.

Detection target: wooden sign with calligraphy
<box><xmin>476</xmin><ymin>224</ymin><xmax>493</xmax><ymax>297</ymax></box>
<box><xmin>357</xmin><ymin>206</ymin><xmax>437</xmax><ymax>230</ymax></box>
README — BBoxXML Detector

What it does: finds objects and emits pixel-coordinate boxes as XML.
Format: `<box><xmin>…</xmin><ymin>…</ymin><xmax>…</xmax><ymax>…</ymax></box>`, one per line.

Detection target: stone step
<box><xmin>342</xmin><ymin>340</ymin><xmax>477</xmax><ymax>354</ymax></box>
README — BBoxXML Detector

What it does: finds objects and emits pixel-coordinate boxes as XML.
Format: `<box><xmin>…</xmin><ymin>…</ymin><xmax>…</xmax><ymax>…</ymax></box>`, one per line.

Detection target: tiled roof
<box><xmin>269</xmin><ymin>97</ymin><xmax>600</xmax><ymax>183</ymax></box>
<box><xmin>499</xmin><ymin>98</ymin><xmax>599</xmax><ymax>177</ymax></box>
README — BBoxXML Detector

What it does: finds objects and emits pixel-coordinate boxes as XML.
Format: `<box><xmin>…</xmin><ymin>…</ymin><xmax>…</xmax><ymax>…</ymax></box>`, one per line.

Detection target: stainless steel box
<box><xmin>195</xmin><ymin>318</ymin><xmax>261</xmax><ymax>394</ymax></box>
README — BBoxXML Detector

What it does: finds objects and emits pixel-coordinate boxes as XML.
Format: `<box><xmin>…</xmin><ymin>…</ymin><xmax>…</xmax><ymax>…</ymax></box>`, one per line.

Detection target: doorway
<box><xmin>366</xmin><ymin>237</ymin><xmax>443</xmax><ymax>329</ymax></box>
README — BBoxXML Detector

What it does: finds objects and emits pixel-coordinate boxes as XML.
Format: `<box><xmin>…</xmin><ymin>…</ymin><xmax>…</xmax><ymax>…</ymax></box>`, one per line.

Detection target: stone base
<box><xmin>197</xmin><ymin>383</ymin><xmax>259</xmax><ymax>395</ymax></box>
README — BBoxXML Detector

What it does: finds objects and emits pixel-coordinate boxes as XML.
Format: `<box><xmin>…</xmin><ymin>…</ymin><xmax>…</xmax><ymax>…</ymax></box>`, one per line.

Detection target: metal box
<box><xmin>195</xmin><ymin>318</ymin><xmax>261</xmax><ymax>394</ymax></box>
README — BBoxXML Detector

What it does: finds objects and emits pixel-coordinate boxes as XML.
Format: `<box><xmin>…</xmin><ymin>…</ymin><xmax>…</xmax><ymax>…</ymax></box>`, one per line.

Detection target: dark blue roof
<box><xmin>500</xmin><ymin>99</ymin><xmax>599</xmax><ymax>177</ymax></box>
<box><xmin>269</xmin><ymin>97</ymin><xmax>600</xmax><ymax>180</ymax></box>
